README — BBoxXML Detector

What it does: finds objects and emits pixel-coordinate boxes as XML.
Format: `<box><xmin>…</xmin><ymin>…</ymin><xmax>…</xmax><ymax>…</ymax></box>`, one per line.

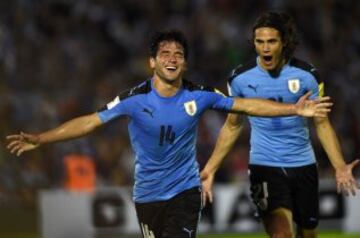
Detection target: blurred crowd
<box><xmin>0</xmin><ymin>0</ymin><xmax>359</xmax><ymax>206</ymax></box>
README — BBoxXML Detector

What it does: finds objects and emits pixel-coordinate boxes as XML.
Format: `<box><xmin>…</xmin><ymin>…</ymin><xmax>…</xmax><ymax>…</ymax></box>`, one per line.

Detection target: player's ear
<box><xmin>149</xmin><ymin>57</ymin><xmax>155</xmax><ymax>69</ymax></box>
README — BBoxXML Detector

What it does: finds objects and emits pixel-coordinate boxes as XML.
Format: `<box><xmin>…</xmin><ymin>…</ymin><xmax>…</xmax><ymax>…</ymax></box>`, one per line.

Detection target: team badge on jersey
<box><xmin>184</xmin><ymin>100</ymin><xmax>197</xmax><ymax>116</ymax></box>
<box><xmin>288</xmin><ymin>79</ymin><xmax>300</xmax><ymax>94</ymax></box>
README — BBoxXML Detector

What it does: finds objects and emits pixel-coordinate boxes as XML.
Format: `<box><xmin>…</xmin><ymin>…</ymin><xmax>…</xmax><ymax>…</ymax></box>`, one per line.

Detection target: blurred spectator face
<box><xmin>254</xmin><ymin>27</ymin><xmax>284</xmax><ymax>71</ymax></box>
<box><xmin>150</xmin><ymin>41</ymin><xmax>186</xmax><ymax>82</ymax></box>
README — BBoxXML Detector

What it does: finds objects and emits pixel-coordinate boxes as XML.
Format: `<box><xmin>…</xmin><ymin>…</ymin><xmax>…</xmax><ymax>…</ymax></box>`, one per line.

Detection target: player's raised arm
<box><xmin>231</xmin><ymin>91</ymin><xmax>332</xmax><ymax>117</ymax></box>
<box><xmin>6</xmin><ymin>112</ymin><xmax>103</xmax><ymax>156</ymax></box>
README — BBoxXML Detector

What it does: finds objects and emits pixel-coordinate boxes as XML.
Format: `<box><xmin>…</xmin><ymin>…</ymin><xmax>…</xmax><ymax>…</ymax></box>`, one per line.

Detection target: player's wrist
<box><xmin>203</xmin><ymin>164</ymin><xmax>216</xmax><ymax>175</ymax></box>
<box><xmin>35</xmin><ymin>134</ymin><xmax>44</xmax><ymax>145</ymax></box>
<box><xmin>292</xmin><ymin>104</ymin><xmax>300</xmax><ymax>116</ymax></box>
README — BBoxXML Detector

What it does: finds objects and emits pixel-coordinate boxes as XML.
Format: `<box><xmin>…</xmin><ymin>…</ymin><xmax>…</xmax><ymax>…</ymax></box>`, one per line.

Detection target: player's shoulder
<box><xmin>183</xmin><ymin>79</ymin><xmax>215</xmax><ymax>92</ymax></box>
<box><xmin>97</xmin><ymin>80</ymin><xmax>152</xmax><ymax>111</ymax></box>
<box><xmin>183</xmin><ymin>79</ymin><xmax>225</xmax><ymax>96</ymax></box>
<box><xmin>228</xmin><ymin>59</ymin><xmax>257</xmax><ymax>85</ymax></box>
<box><xmin>289</xmin><ymin>57</ymin><xmax>321</xmax><ymax>83</ymax></box>
<box><xmin>118</xmin><ymin>79</ymin><xmax>152</xmax><ymax>101</ymax></box>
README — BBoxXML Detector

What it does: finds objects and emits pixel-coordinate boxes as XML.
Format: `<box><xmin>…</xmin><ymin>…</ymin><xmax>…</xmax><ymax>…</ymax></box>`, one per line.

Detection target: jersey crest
<box><xmin>184</xmin><ymin>100</ymin><xmax>197</xmax><ymax>116</ymax></box>
<box><xmin>288</xmin><ymin>79</ymin><xmax>300</xmax><ymax>94</ymax></box>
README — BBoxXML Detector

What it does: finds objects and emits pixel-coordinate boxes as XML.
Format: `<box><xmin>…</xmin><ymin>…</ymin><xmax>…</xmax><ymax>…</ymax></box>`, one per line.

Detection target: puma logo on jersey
<box><xmin>143</xmin><ymin>108</ymin><xmax>154</xmax><ymax>118</ymax></box>
<box><xmin>247</xmin><ymin>84</ymin><xmax>259</xmax><ymax>93</ymax></box>
<box><xmin>183</xmin><ymin>227</ymin><xmax>194</xmax><ymax>238</ymax></box>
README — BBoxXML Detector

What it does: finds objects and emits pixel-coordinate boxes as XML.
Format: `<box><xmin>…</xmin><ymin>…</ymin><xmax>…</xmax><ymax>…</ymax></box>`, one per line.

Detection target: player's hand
<box><xmin>335</xmin><ymin>159</ymin><xmax>360</xmax><ymax>196</ymax></box>
<box><xmin>200</xmin><ymin>168</ymin><xmax>215</xmax><ymax>207</ymax></box>
<box><xmin>6</xmin><ymin>132</ymin><xmax>40</xmax><ymax>156</ymax></box>
<box><xmin>295</xmin><ymin>91</ymin><xmax>332</xmax><ymax>117</ymax></box>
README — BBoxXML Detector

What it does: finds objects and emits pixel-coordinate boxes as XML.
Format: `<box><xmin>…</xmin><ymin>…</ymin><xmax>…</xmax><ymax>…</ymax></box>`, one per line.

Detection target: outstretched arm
<box><xmin>7</xmin><ymin>112</ymin><xmax>103</xmax><ymax>156</ymax></box>
<box><xmin>231</xmin><ymin>91</ymin><xmax>332</xmax><ymax>117</ymax></box>
<box><xmin>314</xmin><ymin>116</ymin><xmax>360</xmax><ymax>195</ymax></box>
<box><xmin>201</xmin><ymin>113</ymin><xmax>244</xmax><ymax>205</ymax></box>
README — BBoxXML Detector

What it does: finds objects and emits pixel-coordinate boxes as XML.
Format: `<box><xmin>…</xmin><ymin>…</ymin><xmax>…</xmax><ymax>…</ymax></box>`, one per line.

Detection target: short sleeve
<box><xmin>97</xmin><ymin>96</ymin><xmax>131</xmax><ymax>123</ymax></box>
<box><xmin>204</xmin><ymin>89</ymin><xmax>234</xmax><ymax>111</ymax></box>
<box><xmin>305</xmin><ymin>68</ymin><xmax>324</xmax><ymax>100</ymax></box>
<box><xmin>228</xmin><ymin>76</ymin><xmax>244</xmax><ymax>98</ymax></box>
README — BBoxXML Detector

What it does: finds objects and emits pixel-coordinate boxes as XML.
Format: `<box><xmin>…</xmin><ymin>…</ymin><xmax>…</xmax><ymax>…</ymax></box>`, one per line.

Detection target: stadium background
<box><xmin>0</xmin><ymin>0</ymin><xmax>359</xmax><ymax>237</ymax></box>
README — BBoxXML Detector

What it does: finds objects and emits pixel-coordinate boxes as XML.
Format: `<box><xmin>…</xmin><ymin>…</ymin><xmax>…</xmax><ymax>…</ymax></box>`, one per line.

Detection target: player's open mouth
<box><xmin>263</xmin><ymin>56</ymin><xmax>273</xmax><ymax>63</ymax></box>
<box><xmin>165</xmin><ymin>66</ymin><xmax>177</xmax><ymax>72</ymax></box>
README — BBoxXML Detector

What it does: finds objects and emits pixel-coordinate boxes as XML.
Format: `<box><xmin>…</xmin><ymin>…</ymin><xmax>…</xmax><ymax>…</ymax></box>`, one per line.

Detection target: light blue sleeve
<box><xmin>97</xmin><ymin>96</ymin><xmax>131</xmax><ymax>123</ymax></box>
<box><xmin>304</xmin><ymin>73</ymin><xmax>320</xmax><ymax>100</ymax></box>
<box><xmin>204</xmin><ymin>90</ymin><xmax>234</xmax><ymax>111</ymax></box>
<box><xmin>228</xmin><ymin>76</ymin><xmax>244</xmax><ymax>98</ymax></box>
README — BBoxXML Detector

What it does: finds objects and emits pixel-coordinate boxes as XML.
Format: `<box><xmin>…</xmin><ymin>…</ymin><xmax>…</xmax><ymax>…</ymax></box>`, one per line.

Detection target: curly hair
<box><xmin>252</xmin><ymin>12</ymin><xmax>299</xmax><ymax>60</ymax></box>
<box><xmin>148</xmin><ymin>30</ymin><xmax>189</xmax><ymax>60</ymax></box>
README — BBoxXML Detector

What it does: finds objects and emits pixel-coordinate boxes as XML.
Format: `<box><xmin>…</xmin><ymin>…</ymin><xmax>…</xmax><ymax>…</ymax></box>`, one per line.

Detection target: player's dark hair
<box><xmin>149</xmin><ymin>30</ymin><xmax>188</xmax><ymax>60</ymax></box>
<box><xmin>252</xmin><ymin>12</ymin><xmax>299</xmax><ymax>60</ymax></box>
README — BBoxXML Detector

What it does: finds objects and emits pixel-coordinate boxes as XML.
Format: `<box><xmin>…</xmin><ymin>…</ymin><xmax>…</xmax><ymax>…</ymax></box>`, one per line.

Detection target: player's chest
<box><xmin>131</xmin><ymin>97</ymin><xmax>202</xmax><ymax>132</ymax></box>
<box><xmin>242</xmin><ymin>76</ymin><xmax>304</xmax><ymax>103</ymax></box>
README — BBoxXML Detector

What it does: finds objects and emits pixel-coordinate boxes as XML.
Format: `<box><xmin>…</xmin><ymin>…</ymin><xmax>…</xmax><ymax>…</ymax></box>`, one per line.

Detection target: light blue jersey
<box><xmin>229</xmin><ymin>57</ymin><xmax>324</xmax><ymax>167</ymax></box>
<box><xmin>98</xmin><ymin>79</ymin><xmax>234</xmax><ymax>203</ymax></box>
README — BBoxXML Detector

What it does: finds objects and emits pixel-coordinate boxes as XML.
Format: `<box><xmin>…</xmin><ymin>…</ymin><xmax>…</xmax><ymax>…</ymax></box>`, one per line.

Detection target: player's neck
<box><xmin>260</xmin><ymin>57</ymin><xmax>288</xmax><ymax>77</ymax></box>
<box><xmin>153</xmin><ymin>76</ymin><xmax>182</xmax><ymax>97</ymax></box>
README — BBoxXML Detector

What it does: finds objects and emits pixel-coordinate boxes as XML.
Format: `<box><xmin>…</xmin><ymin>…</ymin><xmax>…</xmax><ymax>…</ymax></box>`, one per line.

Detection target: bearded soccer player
<box><xmin>201</xmin><ymin>12</ymin><xmax>360</xmax><ymax>238</ymax></box>
<box><xmin>7</xmin><ymin>30</ymin><xmax>331</xmax><ymax>238</ymax></box>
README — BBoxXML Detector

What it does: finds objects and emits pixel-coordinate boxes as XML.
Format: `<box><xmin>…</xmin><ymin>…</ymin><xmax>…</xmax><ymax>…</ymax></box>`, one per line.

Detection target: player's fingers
<box><xmin>350</xmin><ymin>187</ymin><xmax>356</xmax><ymax>196</ymax></box>
<box><xmin>10</xmin><ymin>144</ymin><xmax>22</xmax><ymax>154</ymax></box>
<box><xmin>6</xmin><ymin>134</ymin><xmax>22</xmax><ymax>140</ymax></box>
<box><xmin>303</xmin><ymin>91</ymin><xmax>312</xmax><ymax>99</ymax></box>
<box><xmin>316</xmin><ymin>96</ymin><xmax>331</xmax><ymax>103</ymax></box>
<box><xmin>315</xmin><ymin>102</ymin><xmax>333</xmax><ymax>109</ymax></box>
<box><xmin>202</xmin><ymin>191</ymin><xmax>207</xmax><ymax>208</ymax></box>
<box><xmin>315</xmin><ymin>110</ymin><xmax>330</xmax><ymax>117</ymax></box>
<box><xmin>7</xmin><ymin>140</ymin><xmax>21</xmax><ymax>149</ymax></box>
<box><xmin>337</xmin><ymin>182</ymin><xmax>342</xmax><ymax>194</ymax></box>
<box><xmin>209</xmin><ymin>190</ymin><xmax>213</xmax><ymax>204</ymax></box>
<box><xmin>314</xmin><ymin>112</ymin><xmax>327</xmax><ymax>118</ymax></box>
<box><xmin>338</xmin><ymin>182</ymin><xmax>349</xmax><ymax>196</ymax></box>
<box><xmin>17</xmin><ymin>147</ymin><xmax>25</xmax><ymax>157</ymax></box>
<box><xmin>350</xmin><ymin>159</ymin><xmax>360</xmax><ymax>168</ymax></box>
<box><xmin>21</xmin><ymin>132</ymin><xmax>34</xmax><ymax>140</ymax></box>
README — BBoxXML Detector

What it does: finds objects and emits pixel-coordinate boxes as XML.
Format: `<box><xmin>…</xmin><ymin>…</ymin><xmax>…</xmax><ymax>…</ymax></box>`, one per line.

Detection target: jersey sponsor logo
<box><xmin>184</xmin><ymin>100</ymin><xmax>197</xmax><ymax>116</ymax></box>
<box><xmin>288</xmin><ymin>79</ymin><xmax>300</xmax><ymax>94</ymax></box>
<box><xmin>106</xmin><ymin>96</ymin><xmax>120</xmax><ymax>109</ymax></box>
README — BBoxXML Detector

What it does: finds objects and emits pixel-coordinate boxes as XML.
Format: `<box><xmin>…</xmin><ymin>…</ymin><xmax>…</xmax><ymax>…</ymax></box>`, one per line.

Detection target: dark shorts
<box><xmin>135</xmin><ymin>187</ymin><xmax>202</xmax><ymax>238</ymax></box>
<box><xmin>249</xmin><ymin>164</ymin><xmax>319</xmax><ymax>229</ymax></box>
